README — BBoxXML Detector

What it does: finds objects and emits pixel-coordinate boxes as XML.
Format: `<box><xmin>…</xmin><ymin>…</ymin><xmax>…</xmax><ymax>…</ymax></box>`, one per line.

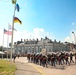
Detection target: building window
<box><xmin>29</xmin><ymin>47</ymin><xmax>31</xmax><ymax>52</ymax></box>
<box><xmin>49</xmin><ymin>47</ymin><xmax>51</xmax><ymax>52</ymax></box>
<box><xmin>32</xmin><ymin>47</ymin><xmax>34</xmax><ymax>53</ymax></box>
<box><xmin>40</xmin><ymin>47</ymin><xmax>42</xmax><ymax>52</ymax></box>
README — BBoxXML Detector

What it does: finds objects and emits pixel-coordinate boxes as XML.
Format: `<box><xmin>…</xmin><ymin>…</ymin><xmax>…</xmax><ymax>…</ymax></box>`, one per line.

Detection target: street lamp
<box><xmin>72</xmin><ymin>31</ymin><xmax>76</xmax><ymax>44</ymax></box>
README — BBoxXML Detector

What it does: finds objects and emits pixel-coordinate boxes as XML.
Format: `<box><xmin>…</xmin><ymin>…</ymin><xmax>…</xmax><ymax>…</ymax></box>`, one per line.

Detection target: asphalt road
<box><xmin>15</xmin><ymin>57</ymin><xmax>76</xmax><ymax>75</ymax></box>
<box><xmin>15</xmin><ymin>63</ymin><xmax>42</xmax><ymax>75</ymax></box>
<box><xmin>15</xmin><ymin>57</ymin><xmax>45</xmax><ymax>75</ymax></box>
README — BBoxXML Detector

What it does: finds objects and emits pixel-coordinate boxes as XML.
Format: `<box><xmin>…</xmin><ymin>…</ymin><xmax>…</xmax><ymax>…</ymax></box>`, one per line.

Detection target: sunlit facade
<box><xmin>14</xmin><ymin>38</ymin><xmax>70</xmax><ymax>54</ymax></box>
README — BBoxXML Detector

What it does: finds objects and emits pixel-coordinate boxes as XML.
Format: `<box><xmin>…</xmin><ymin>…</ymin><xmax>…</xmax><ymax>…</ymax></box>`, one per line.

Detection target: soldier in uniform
<box><xmin>64</xmin><ymin>53</ymin><xmax>70</xmax><ymax>65</ymax></box>
<box><xmin>74</xmin><ymin>52</ymin><xmax>76</xmax><ymax>64</ymax></box>
<box><xmin>42</xmin><ymin>55</ymin><xmax>48</xmax><ymax>67</ymax></box>
<box><xmin>69</xmin><ymin>52</ymin><xmax>74</xmax><ymax>63</ymax></box>
<box><xmin>51</xmin><ymin>53</ymin><xmax>56</xmax><ymax>67</ymax></box>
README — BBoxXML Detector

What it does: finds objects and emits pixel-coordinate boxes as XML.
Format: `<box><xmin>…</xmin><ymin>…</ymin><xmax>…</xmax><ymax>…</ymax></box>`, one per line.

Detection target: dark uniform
<box><xmin>13</xmin><ymin>54</ymin><xmax>16</xmax><ymax>63</ymax></box>
<box><xmin>65</xmin><ymin>53</ymin><xmax>70</xmax><ymax>65</ymax></box>
<box><xmin>70</xmin><ymin>53</ymin><xmax>74</xmax><ymax>63</ymax></box>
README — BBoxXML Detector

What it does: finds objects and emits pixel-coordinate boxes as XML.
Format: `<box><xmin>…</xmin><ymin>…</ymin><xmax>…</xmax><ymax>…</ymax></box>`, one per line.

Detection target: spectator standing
<box><xmin>13</xmin><ymin>54</ymin><xmax>16</xmax><ymax>63</ymax></box>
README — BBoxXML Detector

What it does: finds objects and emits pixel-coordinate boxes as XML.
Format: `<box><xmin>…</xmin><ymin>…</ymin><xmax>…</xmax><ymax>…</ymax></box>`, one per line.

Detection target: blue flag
<box><xmin>16</xmin><ymin>3</ymin><xmax>20</xmax><ymax>12</ymax></box>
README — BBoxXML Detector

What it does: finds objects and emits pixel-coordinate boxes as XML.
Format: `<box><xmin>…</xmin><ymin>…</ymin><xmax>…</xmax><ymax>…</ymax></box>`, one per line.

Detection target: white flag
<box><xmin>8</xmin><ymin>24</ymin><xmax>17</xmax><ymax>31</ymax></box>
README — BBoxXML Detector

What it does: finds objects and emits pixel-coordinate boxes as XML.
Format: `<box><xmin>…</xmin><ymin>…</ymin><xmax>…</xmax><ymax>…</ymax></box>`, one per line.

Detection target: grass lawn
<box><xmin>0</xmin><ymin>59</ymin><xmax>16</xmax><ymax>75</ymax></box>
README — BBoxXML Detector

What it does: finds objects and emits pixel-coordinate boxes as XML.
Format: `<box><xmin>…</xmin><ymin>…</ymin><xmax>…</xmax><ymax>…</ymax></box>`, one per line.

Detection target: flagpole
<box><xmin>7</xmin><ymin>24</ymin><xmax>9</xmax><ymax>59</ymax></box>
<box><xmin>2</xmin><ymin>29</ymin><xmax>4</xmax><ymax>59</ymax></box>
<box><xmin>10</xmin><ymin>4</ymin><xmax>16</xmax><ymax>63</ymax></box>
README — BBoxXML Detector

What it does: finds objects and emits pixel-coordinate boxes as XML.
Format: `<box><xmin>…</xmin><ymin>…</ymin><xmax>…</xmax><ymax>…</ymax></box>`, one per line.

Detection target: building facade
<box><xmin>14</xmin><ymin>38</ymin><xmax>70</xmax><ymax>54</ymax></box>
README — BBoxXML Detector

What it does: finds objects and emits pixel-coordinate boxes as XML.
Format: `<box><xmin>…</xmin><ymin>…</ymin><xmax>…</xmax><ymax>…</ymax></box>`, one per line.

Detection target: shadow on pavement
<box><xmin>47</xmin><ymin>65</ymin><xmax>66</xmax><ymax>70</ymax></box>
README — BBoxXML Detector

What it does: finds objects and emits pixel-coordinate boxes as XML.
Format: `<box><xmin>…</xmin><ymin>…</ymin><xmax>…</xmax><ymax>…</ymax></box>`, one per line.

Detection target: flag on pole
<box><xmin>12</xmin><ymin>0</ymin><xmax>17</xmax><ymax>4</ymax></box>
<box><xmin>8</xmin><ymin>24</ymin><xmax>17</xmax><ymax>31</ymax></box>
<box><xmin>4</xmin><ymin>29</ymin><xmax>12</xmax><ymax>35</ymax></box>
<box><xmin>9</xmin><ymin>24</ymin><xmax>12</xmax><ymax>30</ymax></box>
<box><xmin>16</xmin><ymin>3</ymin><xmax>20</xmax><ymax>12</ymax></box>
<box><xmin>14</xmin><ymin>17</ymin><xmax>22</xmax><ymax>24</ymax></box>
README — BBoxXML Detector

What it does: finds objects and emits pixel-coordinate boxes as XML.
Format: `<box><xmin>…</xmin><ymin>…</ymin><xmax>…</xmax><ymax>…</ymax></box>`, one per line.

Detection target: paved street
<box><xmin>15</xmin><ymin>63</ymin><xmax>42</xmax><ymax>75</ymax></box>
<box><xmin>15</xmin><ymin>57</ymin><xmax>76</xmax><ymax>75</ymax></box>
<box><xmin>15</xmin><ymin>57</ymin><xmax>44</xmax><ymax>75</ymax></box>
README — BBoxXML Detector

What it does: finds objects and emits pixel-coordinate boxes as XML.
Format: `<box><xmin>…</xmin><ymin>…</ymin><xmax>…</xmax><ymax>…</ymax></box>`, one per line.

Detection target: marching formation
<box><xmin>27</xmin><ymin>51</ymin><xmax>76</xmax><ymax>68</ymax></box>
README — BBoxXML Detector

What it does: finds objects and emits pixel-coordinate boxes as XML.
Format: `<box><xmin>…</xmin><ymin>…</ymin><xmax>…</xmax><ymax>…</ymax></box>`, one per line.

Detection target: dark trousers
<box><xmin>51</xmin><ymin>60</ymin><xmax>55</xmax><ymax>67</ymax></box>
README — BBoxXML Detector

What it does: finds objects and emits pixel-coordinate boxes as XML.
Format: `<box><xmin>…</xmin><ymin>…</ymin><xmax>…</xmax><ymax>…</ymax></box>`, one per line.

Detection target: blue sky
<box><xmin>0</xmin><ymin>0</ymin><xmax>76</xmax><ymax>47</ymax></box>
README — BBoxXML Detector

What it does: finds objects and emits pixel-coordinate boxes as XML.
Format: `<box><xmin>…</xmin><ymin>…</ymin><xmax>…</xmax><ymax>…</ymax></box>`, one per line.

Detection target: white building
<box><xmin>14</xmin><ymin>38</ymin><xmax>70</xmax><ymax>54</ymax></box>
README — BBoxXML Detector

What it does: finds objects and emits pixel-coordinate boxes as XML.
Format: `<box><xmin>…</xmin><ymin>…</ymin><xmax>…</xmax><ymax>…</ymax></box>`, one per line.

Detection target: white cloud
<box><xmin>0</xmin><ymin>28</ymin><xmax>55</xmax><ymax>47</ymax></box>
<box><xmin>64</xmin><ymin>31</ymin><xmax>76</xmax><ymax>44</ymax></box>
<box><xmin>33</xmin><ymin>28</ymin><xmax>54</xmax><ymax>40</ymax></box>
<box><xmin>64</xmin><ymin>36</ymin><xmax>72</xmax><ymax>42</ymax></box>
<box><xmin>14</xmin><ymin>28</ymin><xmax>55</xmax><ymax>41</ymax></box>
<box><xmin>1</xmin><ymin>27</ymin><xmax>76</xmax><ymax>47</ymax></box>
